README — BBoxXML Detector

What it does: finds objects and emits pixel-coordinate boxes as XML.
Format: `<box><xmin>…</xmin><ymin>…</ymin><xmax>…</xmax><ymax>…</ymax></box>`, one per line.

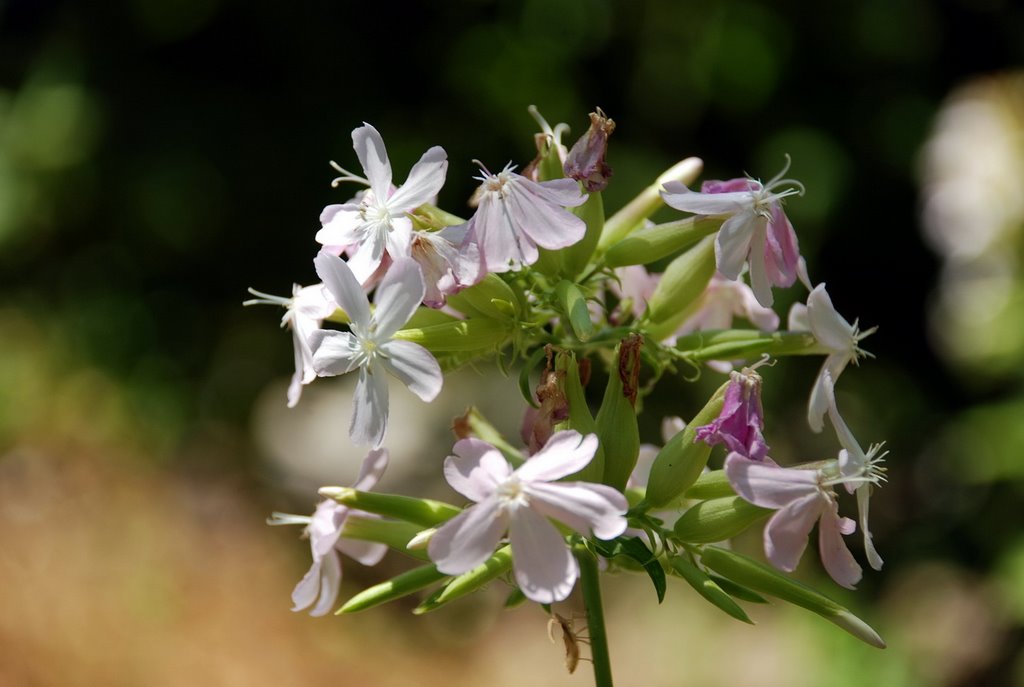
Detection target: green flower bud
<box><xmin>556</xmin><ymin>280</ymin><xmax>595</xmax><ymax>342</ymax></box>
<box><xmin>332</xmin><ymin>516</ymin><xmax>432</xmax><ymax>561</ymax></box>
<box><xmin>562</xmin><ymin>191</ymin><xmax>605</xmax><ymax>278</ymax></box>
<box><xmin>645</xmin><ymin>381</ymin><xmax>729</xmax><ymax>508</ymax></box>
<box><xmin>673</xmin><ymin>329</ymin><xmax>822</xmax><ymax>362</ymax></box>
<box><xmin>673</xmin><ymin>496</ymin><xmax>772</xmax><ymax>543</ymax></box>
<box><xmin>644</xmin><ymin>235</ymin><xmax>716</xmax><ymax>340</ymax></box>
<box><xmin>339</xmin><ymin>563</ymin><xmax>449</xmax><ymax>614</ymax></box>
<box><xmin>598</xmin><ymin>157</ymin><xmax>703</xmax><ymax>252</ymax></box>
<box><xmin>595</xmin><ymin>335</ymin><xmax>642</xmax><ymax>491</ymax></box>
<box><xmin>554</xmin><ymin>351</ymin><xmax>604</xmax><ymax>482</ymax></box>
<box><xmin>319</xmin><ymin>487</ymin><xmax>461</xmax><ymax>527</ymax></box>
<box><xmin>700</xmin><ymin>546</ymin><xmax>887</xmax><ymax>648</ymax></box>
<box><xmin>670</xmin><ymin>556</ymin><xmax>752</xmax><ymax>624</ymax></box>
<box><xmin>392</xmin><ymin>317</ymin><xmax>511</xmax><ymax>353</ymax></box>
<box><xmin>445</xmin><ymin>273</ymin><xmax>521</xmax><ymax>322</ymax></box>
<box><xmin>683</xmin><ymin>469</ymin><xmax>736</xmax><ymax>500</ymax></box>
<box><xmin>413</xmin><ymin>545</ymin><xmax>513</xmax><ymax>614</ymax></box>
<box><xmin>605</xmin><ymin>216</ymin><xmax>721</xmax><ymax>268</ymax></box>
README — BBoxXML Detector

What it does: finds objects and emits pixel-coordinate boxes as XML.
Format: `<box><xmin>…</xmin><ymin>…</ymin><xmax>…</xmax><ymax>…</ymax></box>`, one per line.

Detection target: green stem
<box><xmin>576</xmin><ymin>546</ymin><xmax>614</xmax><ymax>687</ymax></box>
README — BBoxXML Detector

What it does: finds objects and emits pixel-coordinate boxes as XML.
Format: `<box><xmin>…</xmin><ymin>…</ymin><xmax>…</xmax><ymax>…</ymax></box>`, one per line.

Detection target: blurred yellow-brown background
<box><xmin>2</xmin><ymin>1</ymin><xmax>1024</xmax><ymax>685</ymax></box>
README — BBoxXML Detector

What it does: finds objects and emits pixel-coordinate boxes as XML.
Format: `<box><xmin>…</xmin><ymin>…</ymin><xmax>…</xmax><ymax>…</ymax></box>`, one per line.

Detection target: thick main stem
<box><xmin>576</xmin><ymin>546</ymin><xmax>614</xmax><ymax>687</ymax></box>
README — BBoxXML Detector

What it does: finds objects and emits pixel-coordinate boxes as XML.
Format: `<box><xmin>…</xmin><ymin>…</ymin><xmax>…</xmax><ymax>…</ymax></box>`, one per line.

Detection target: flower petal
<box><xmin>714</xmin><ymin>212</ymin><xmax>756</xmax><ymax>280</ymax></box>
<box><xmin>508</xmin><ymin>506</ymin><xmax>578</xmax><ymax>604</ymax></box>
<box><xmin>314</xmin><ymin>250</ymin><xmax>371</xmax><ymax>328</ymax></box>
<box><xmin>443</xmin><ymin>438</ymin><xmax>513</xmax><ymax>502</ymax></box>
<box><xmin>817</xmin><ymin>501</ymin><xmax>862</xmax><ymax>589</ymax></box>
<box><xmin>808</xmin><ymin>354</ymin><xmax>849</xmax><ymax>433</ymax></box>
<box><xmin>352</xmin><ymin>123</ymin><xmax>393</xmax><ymax>202</ymax></box>
<box><xmin>291</xmin><ymin>559</ymin><xmax>323</xmax><ymax>612</ymax></box>
<box><xmin>309</xmin><ymin>330</ymin><xmax>361</xmax><ymax>377</ymax></box>
<box><xmin>350</xmin><ymin>365</ymin><xmax>389</xmax><ymax>447</ymax></box>
<box><xmin>747</xmin><ymin>219</ymin><xmax>773</xmax><ymax>308</ymax></box>
<box><xmin>857</xmin><ymin>485</ymin><xmax>884</xmax><ymax>571</ymax></box>
<box><xmin>336</xmin><ymin>531</ymin><xmax>388</xmax><ymax>567</ymax></box>
<box><xmin>763</xmin><ymin>492</ymin><xmax>824</xmax><ymax>572</ymax></box>
<box><xmin>661</xmin><ymin>183</ymin><xmax>754</xmax><ymax>215</ymax></box>
<box><xmin>309</xmin><ymin>550</ymin><xmax>342</xmax><ymax>617</ymax></box>
<box><xmin>507</xmin><ymin>182</ymin><xmax>586</xmax><ymax>250</ymax></box>
<box><xmin>372</xmin><ymin>258</ymin><xmax>426</xmax><ymax>338</ymax></box>
<box><xmin>315</xmin><ymin>204</ymin><xmax>362</xmax><ymax>247</ymax></box>
<box><xmin>807</xmin><ymin>284</ymin><xmax>855</xmax><ymax>352</ymax></box>
<box><xmin>516</xmin><ymin>431</ymin><xmax>599</xmax><ymax>482</ymax></box>
<box><xmin>387</xmin><ymin>145</ymin><xmax>448</xmax><ymax>210</ymax></box>
<box><xmin>309</xmin><ymin>500</ymin><xmax>347</xmax><ymax>559</ymax></box>
<box><xmin>724</xmin><ymin>453</ymin><xmax>819</xmax><ymax>508</ymax></box>
<box><xmin>352</xmin><ymin>447</ymin><xmax>389</xmax><ymax>492</ymax></box>
<box><xmin>525</xmin><ymin>481</ymin><xmax>628</xmax><ymax>540</ymax></box>
<box><xmin>428</xmin><ymin>497</ymin><xmax>506</xmax><ymax>574</ymax></box>
<box><xmin>378</xmin><ymin>340</ymin><xmax>443</xmax><ymax>402</ymax></box>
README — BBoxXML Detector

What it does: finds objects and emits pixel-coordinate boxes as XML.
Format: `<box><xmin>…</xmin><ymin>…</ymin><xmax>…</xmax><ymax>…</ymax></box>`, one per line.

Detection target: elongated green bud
<box><xmin>673</xmin><ymin>496</ymin><xmax>772</xmax><ymax>543</ymax></box>
<box><xmin>708</xmin><ymin>575</ymin><xmax>768</xmax><ymax>604</ymax></box>
<box><xmin>683</xmin><ymin>469</ymin><xmax>736</xmax><ymax>500</ymax></box>
<box><xmin>405</xmin><ymin>306</ymin><xmax>461</xmax><ymax>329</ymax></box>
<box><xmin>413</xmin><ymin>545</ymin><xmax>513</xmax><ymax>613</ymax></box>
<box><xmin>333</xmin><ymin>516</ymin><xmax>431</xmax><ymax>561</ymax></box>
<box><xmin>645</xmin><ymin>381</ymin><xmax>729</xmax><ymax>508</ymax></box>
<box><xmin>445</xmin><ymin>273</ymin><xmax>520</xmax><ymax>322</ymax></box>
<box><xmin>673</xmin><ymin>329</ymin><xmax>822</xmax><ymax>362</ymax></box>
<box><xmin>556</xmin><ymin>280</ymin><xmax>595</xmax><ymax>342</ymax></box>
<box><xmin>598</xmin><ymin>157</ymin><xmax>703</xmax><ymax>251</ymax></box>
<box><xmin>670</xmin><ymin>556</ymin><xmax>752</xmax><ymax>624</ymax></box>
<box><xmin>319</xmin><ymin>487</ymin><xmax>461</xmax><ymax>527</ymax></box>
<box><xmin>562</xmin><ymin>191</ymin><xmax>605</xmax><ymax>277</ymax></box>
<box><xmin>700</xmin><ymin>546</ymin><xmax>887</xmax><ymax>648</ymax></box>
<box><xmin>644</xmin><ymin>235</ymin><xmax>716</xmax><ymax>339</ymax></box>
<box><xmin>339</xmin><ymin>563</ymin><xmax>449</xmax><ymax>613</ymax></box>
<box><xmin>605</xmin><ymin>216</ymin><xmax>722</xmax><ymax>268</ymax></box>
<box><xmin>554</xmin><ymin>351</ymin><xmax>604</xmax><ymax>482</ymax></box>
<box><xmin>595</xmin><ymin>335</ymin><xmax>642</xmax><ymax>491</ymax></box>
<box><xmin>412</xmin><ymin>203</ymin><xmax>466</xmax><ymax>229</ymax></box>
<box><xmin>393</xmin><ymin>317</ymin><xmax>510</xmax><ymax>353</ymax></box>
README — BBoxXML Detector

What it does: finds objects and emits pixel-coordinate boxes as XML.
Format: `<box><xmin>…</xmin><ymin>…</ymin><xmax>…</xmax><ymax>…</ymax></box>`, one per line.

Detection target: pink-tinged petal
<box><xmin>525</xmin><ymin>481</ymin><xmax>628</xmax><ymax>540</ymax></box>
<box><xmin>516</xmin><ymin>431</ymin><xmax>599</xmax><ymax>482</ymax></box>
<box><xmin>314</xmin><ymin>251</ymin><xmax>371</xmax><ymax>327</ymax></box>
<box><xmin>724</xmin><ymin>453</ymin><xmax>819</xmax><ymax>509</ymax></box>
<box><xmin>443</xmin><ymin>438</ymin><xmax>513</xmax><ymax>502</ymax></box>
<box><xmin>309</xmin><ymin>330</ymin><xmax>361</xmax><ymax>377</ymax></box>
<box><xmin>701</xmin><ymin>178</ymin><xmax>761</xmax><ymax>194</ymax></box>
<box><xmin>508</xmin><ymin>183</ymin><xmax>586</xmax><ymax>250</ymax></box>
<box><xmin>428</xmin><ymin>497</ymin><xmax>506</xmax><ymax>574</ymax></box>
<box><xmin>714</xmin><ymin>212</ymin><xmax>757</xmax><ymax>280</ymax></box>
<box><xmin>388</xmin><ymin>146</ymin><xmax>448</xmax><ymax>210</ymax></box>
<box><xmin>857</xmin><ymin>485</ymin><xmax>884</xmax><ymax>571</ymax></box>
<box><xmin>508</xmin><ymin>506</ymin><xmax>578</xmax><ymax>603</ymax></box>
<box><xmin>352</xmin><ymin>123</ymin><xmax>393</xmax><ymax>201</ymax></box>
<box><xmin>808</xmin><ymin>354</ymin><xmax>849</xmax><ymax>433</ymax></box>
<box><xmin>763</xmin><ymin>492</ymin><xmax>824</xmax><ymax>572</ymax></box>
<box><xmin>823</xmin><ymin>373</ymin><xmax>865</xmax><ymax>469</ymax></box>
<box><xmin>291</xmin><ymin>558</ymin><xmax>324</xmax><ymax>612</ymax></box>
<box><xmin>477</xmin><ymin>197</ymin><xmax>536</xmax><ymax>272</ymax></box>
<box><xmin>352</xmin><ymin>447</ymin><xmax>389</xmax><ymax>492</ymax></box>
<box><xmin>817</xmin><ymin>501</ymin><xmax>862</xmax><ymax>589</ymax></box>
<box><xmin>378</xmin><ymin>340</ymin><xmax>443</xmax><ymax>402</ymax></box>
<box><xmin>523</xmin><ymin>176</ymin><xmax>587</xmax><ymax>208</ymax></box>
<box><xmin>309</xmin><ymin>551</ymin><xmax>342</xmax><ymax>617</ymax></box>
<box><xmin>736</xmin><ymin>280</ymin><xmax>780</xmax><ymax>331</ymax></box>
<box><xmin>763</xmin><ymin>204</ymin><xmax>799</xmax><ymax>288</ymax></box>
<box><xmin>747</xmin><ymin>219</ymin><xmax>774</xmax><ymax>308</ymax></box>
<box><xmin>372</xmin><ymin>258</ymin><xmax>426</xmax><ymax>337</ymax></box>
<box><xmin>309</xmin><ymin>500</ymin><xmax>347</xmax><ymax>559</ymax></box>
<box><xmin>316</xmin><ymin>204</ymin><xmax>362</xmax><ymax>247</ymax></box>
<box><xmin>350</xmin><ymin>366</ymin><xmax>389</xmax><ymax>448</ymax></box>
<box><xmin>807</xmin><ymin>284</ymin><xmax>855</xmax><ymax>352</ymax></box>
<box><xmin>336</xmin><ymin>530</ymin><xmax>388</xmax><ymax>567</ymax></box>
<box><xmin>662</xmin><ymin>183</ymin><xmax>754</xmax><ymax>215</ymax></box>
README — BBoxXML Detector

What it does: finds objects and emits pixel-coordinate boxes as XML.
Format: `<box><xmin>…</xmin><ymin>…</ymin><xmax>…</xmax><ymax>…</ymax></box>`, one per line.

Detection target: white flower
<box><xmin>410</xmin><ymin>223</ymin><xmax>481</xmax><ymax>307</ymax></box>
<box><xmin>244</xmin><ymin>283</ymin><xmax>337</xmax><ymax>408</ymax></box>
<box><xmin>464</xmin><ymin>163</ymin><xmax>587</xmax><ymax>273</ymax></box>
<box><xmin>788</xmin><ymin>283</ymin><xmax>876</xmax><ymax>432</ymax></box>
<box><xmin>428</xmin><ymin>430</ymin><xmax>628</xmax><ymax>604</ymax></box>
<box><xmin>269</xmin><ymin>449</ymin><xmax>390</xmax><ymax>616</ymax></box>
<box><xmin>316</xmin><ymin>123</ymin><xmax>448</xmax><ymax>284</ymax></box>
<box><xmin>309</xmin><ymin>251</ymin><xmax>443</xmax><ymax>447</ymax></box>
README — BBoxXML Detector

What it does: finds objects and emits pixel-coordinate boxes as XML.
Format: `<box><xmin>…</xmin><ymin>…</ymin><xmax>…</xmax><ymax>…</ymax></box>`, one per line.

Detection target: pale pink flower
<box><xmin>309</xmin><ymin>252</ymin><xmax>443</xmax><ymax>447</ymax></box>
<box><xmin>661</xmin><ymin>162</ymin><xmax>803</xmax><ymax>307</ymax></box>
<box><xmin>316</xmin><ymin>124</ymin><xmax>448</xmax><ymax>283</ymax></box>
<box><xmin>428</xmin><ymin>431</ymin><xmax>628</xmax><ymax>604</ymax></box>
<box><xmin>676</xmin><ymin>273</ymin><xmax>780</xmax><ymax>337</ymax></box>
<box><xmin>725</xmin><ymin>452</ymin><xmax>863</xmax><ymax>589</ymax></box>
<box><xmin>696</xmin><ymin>366</ymin><xmax>770</xmax><ymax>461</ymax></box>
<box><xmin>464</xmin><ymin>163</ymin><xmax>587</xmax><ymax>273</ymax></box>
<box><xmin>244</xmin><ymin>283</ymin><xmax>337</xmax><ymax>408</ymax></box>
<box><xmin>788</xmin><ymin>284</ymin><xmax>875</xmax><ymax>432</ymax></box>
<box><xmin>269</xmin><ymin>449</ymin><xmax>389</xmax><ymax>616</ymax></box>
<box><xmin>610</xmin><ymin>265</ymin><xmax>660</xmax><ymax>321</ymax></box>
<box><xmin>410</xmin><ymin>224</ymin><xmax>481</xmax><ymax>308</ymax></box>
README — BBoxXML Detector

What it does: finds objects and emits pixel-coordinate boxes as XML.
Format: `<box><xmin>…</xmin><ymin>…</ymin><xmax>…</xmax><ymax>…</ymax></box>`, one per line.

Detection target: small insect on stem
<box><xmin>547</xmin><ymin>612</ymin><xmax>591</xmax><ymax>675</ymax></box>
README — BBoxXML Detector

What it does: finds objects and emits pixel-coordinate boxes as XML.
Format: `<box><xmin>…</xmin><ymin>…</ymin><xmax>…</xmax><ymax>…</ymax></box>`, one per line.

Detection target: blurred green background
<box><xmin>2</xmin><ymin>0</ymin><xmax>1023</xmax><ymax>685</ymax></box>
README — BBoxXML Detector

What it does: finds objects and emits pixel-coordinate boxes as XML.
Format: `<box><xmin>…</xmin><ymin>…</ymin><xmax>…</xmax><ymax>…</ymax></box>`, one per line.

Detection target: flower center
<box><xmin>496</xmin><ymin>476</ymin><xmax>530</xmax><ymax>513</ymax></box>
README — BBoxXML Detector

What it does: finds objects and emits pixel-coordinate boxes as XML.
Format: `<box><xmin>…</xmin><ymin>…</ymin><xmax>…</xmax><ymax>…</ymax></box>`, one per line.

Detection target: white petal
<box><xmin>662</xmin><ymin>184</ymin><xmax>754</xmax><ymax>215</ymax></box>
<box><xmin>763</xmin><ymin>492</ymin><xmax>824</xmax><ymax>573</ymax></box>
<box><xmin>352</xmin><ymin>123</ymin><xmax>393</xmax><ymax>201</ymax></box>
<box><xmin>857</xmin><ymin>485</ymin><xmax>884</xmax><ymax>571</ymax></box>
<box><xmin>823</xmin><ymin>375</ymin><xmax>865</xmax><ymax>468</ymax></box>
<box><xmin>428</xmin><ymin>498</ymin><xmax>506</xmax><ymax>574</ymax></box>
<box><xmin>746</xmin><ymin>219</ymin><xmax>773</xmax><ymax>308</ymax></box>
<box><xmin>336</xmin><ymin>533</ymin><xmax>388</xmax><ymax>567</ymax></box>
<box><xmin>807</xmin><ymin>284</ymin><xmax>855</xmax><ymax>352</ymax></box>
<box><xmin>443</xmin><ymin>438</ymin><xmax>512</xmax><ymax>502</ymax></box>
<box><xmin>309</xmin><ymin>551</ymin><xmax>342</xmax><ymax>617</ymax></box>
<box><xmin>290</xmin><ymin>559</ymin><xmax>323</xmax><ymax>612</ymax></box>
<box><xmin>507</xmin><ymin>182</ymin><xmax>586</xmax><ymax>250</ymax></box>
<box><xmin>372</xmin><ymin>258</ymin><xmax>426</xmax><ymax>338</ymax></box>
<box><xmin>352</xmin><ymin>447</ymin><xmax>389</xmax><ymax>492</ymax></box>
<box><xmin>523</xmin><ymin>176</ymin><xmax>587</xmax><ymax>208</ymax></box>
<box><xmin>525</xmin><ymin>481</ymin><xmax>628</xmax><ymax>540</ymax></box>
<box><xmin>788</xmin><ymin>302</ymin><xmax>809</xmax><ymax>331</ymax></box>
<box><xmin>350</xmin><ymin>366</ymin><xmax>389</xmax><ymax>447</ymax></box>
<box><xmin>808</xmin><ymin>355</ymin><xmax>849</xmax><ymax>433</ymax></box>
<box><xmin>387</xmin><ymin>146</ymin><xmax>448</xmax><ymax>210</ymax></box>
<box><xmin>509</xmin><ymin>507</ymin><xmax>578</xmax><ymax>604</ymax></box>
<box><xmin>516</xmin><ymin>431</ymin><xmax>599</xmax><ymax>482</ymax></box>
<box><xmin>309</xmin><ymin>500</ymin><xmax>346</xmax><ymax>558</ymax></box>
<box><xmin>714</xmin><ymin>212</ymin><xmax>756</xmax><ymax>280</ymax></box>
<box><xmin>384</xmin><ymin>216</ymin><xmax>414</xmax><ymax>261</ymax></box>
<box><xmin>316</xmin><ymin>204</ymin><xmax>363</xmax><ymax>247</ymax></box>
<box><xmin>724</xmin><ymin>453</ymin><xmax>819</xmax><ymax>509</ymax></box>
<box><xmin>817</xmin><ymin>501</ymin><xmax>862</xmax><ymax>589</ymax></box>
<box><xmin>314</xmin><ymin>251</ymin><xmax>371</xmax><ymax>327</ymax></box>
<box><xmin>309</xmin><ymin>330</ymin><xmax>361</xmax><ymax>377</ymax></box>
<box><xmin>379</xmin><ymin>340</ymin><xmax>442</xmax><ymax>402</ymax></box>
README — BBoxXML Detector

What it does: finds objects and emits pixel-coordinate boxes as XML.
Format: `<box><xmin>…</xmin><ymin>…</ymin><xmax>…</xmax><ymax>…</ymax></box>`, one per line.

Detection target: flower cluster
<box><xmin>252</xmin><ymin>109</ymin><xmax>889</xmax><ymax>660</ymax></box>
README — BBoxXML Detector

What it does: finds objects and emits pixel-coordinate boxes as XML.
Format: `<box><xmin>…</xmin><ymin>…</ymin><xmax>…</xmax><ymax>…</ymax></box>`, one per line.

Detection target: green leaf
<box><xmin>670</xmin><ymin>556</ymin><xmax>752</xmax><ymax>623</ymax></box>
<box><xmin>595</xmin><ymin>536</ymin><xmax>666</xmax><ymax>603</ymax></box>
<box><xmin>708</xmin><ymin>574</ymin><xmax>768</xmax><ymax>604</ymax></box>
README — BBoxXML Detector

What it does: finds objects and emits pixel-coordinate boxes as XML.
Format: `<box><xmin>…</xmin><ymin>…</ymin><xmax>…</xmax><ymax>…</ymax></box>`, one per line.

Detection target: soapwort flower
<box><xmin>316</xmin><ymin>123</ymin><xmax>448</xmax><ymax>283</ymax></box>
<box><xmin>309</xmin><ymin>251</ymin><xmax>443</xmax><ymax>447</ymax></box>
<box><xmin>696</xmin><ymin>364</ymin><xmax>770</xmax><ymax>461</ymax></box>
<box><xmin>464</xmin><ymin>162</ymin><xmax>587</xmax><ymax>273</ymax></box>
<box><xmin>660</xmin><ymin>161</ymin><xmax>803</xmax><ymax>308</ymax></box>
<box><xmin>244</xmin><ymin>283</ymin><xmax>337</xmax><ymax>408</ymax></box>
<box><xmin>410</xmin><ymin>223</ymin><xmax>481</xmax><ymax>307</ymax></box>
<box><xmin>428</xmin><ymin>430</ymin><xmax>628</xmax><ymax>604</ymax></box>
<box><xmin>789</xmin><ymin>283</ymin><xmax>876</xmax><ymax>432</ymax></box>
<box><xmin>268</xmin><ymin>449</ymin><xmax>389</xmax><ymax>616</ymax></box>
